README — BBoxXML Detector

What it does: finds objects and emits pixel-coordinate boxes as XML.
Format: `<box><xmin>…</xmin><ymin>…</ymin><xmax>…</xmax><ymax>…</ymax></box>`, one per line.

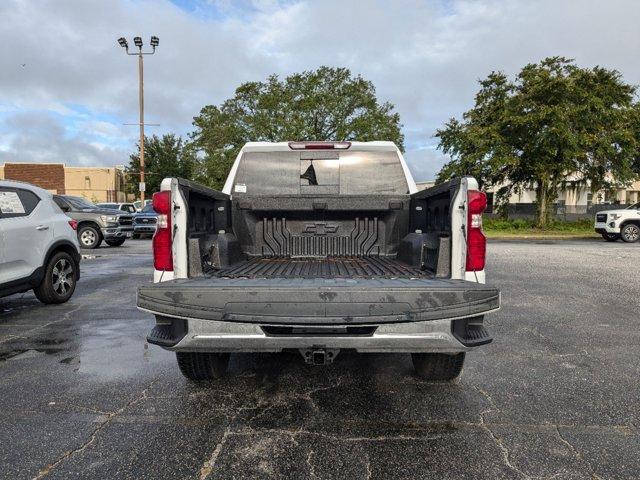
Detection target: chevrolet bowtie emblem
<box><xmin>303</xmin><ymin>223</ymin><xmax>338</xmax><ymax>235</ymax></box>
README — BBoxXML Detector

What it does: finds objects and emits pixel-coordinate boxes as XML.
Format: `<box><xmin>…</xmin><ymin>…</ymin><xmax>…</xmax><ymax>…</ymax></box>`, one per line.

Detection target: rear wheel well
<box><xmin>44</xmin><ymin>243</ymin><xmax>80</xmax><ymax>279</ymax></box>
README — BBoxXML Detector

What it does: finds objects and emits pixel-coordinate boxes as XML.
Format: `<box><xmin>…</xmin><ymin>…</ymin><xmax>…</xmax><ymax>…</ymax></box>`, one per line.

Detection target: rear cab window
<box><xmin>53</xmin><ymin>196</ymin><xmax>70</xmax><ymax>211</ymax></box>
<box><xmin>64</xmin><ymin>196</ymin><xmax>96</xmax><ymax>210</ymax></box>
<box><xmin>233</xmin><ymin>149</ymin><xmax>409</xmax><ymax>196</ymax></box>
<box><xmin>0</xmin><ymin>187</ymin><xmax>41</xmax><ymax>219</ymax></box>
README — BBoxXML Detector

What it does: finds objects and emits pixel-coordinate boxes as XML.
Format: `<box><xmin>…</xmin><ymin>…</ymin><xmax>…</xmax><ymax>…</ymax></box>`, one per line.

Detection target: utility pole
<box><xmin>138</xmin><ymin>49</ymin><xmax>145</xmax><ymax>204</ymax></box>
<box><xmin>117</xmin><ymin>35</ymin><xmax>159</xmax><ymax>205</ymax></box>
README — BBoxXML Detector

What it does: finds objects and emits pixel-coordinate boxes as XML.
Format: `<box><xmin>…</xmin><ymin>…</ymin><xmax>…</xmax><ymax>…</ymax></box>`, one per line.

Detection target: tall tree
<box><xmin>126</xmin><ymin>134</ymin><xmax>195</xmax><ymax>198</ymax></box>
<box><xmin>190</xmin><ymin>67</ymin><xmax>404</xmax><ymax>190</ymax></box>
<box><xmin>436</xmin><ymin>57</ymin><xmax>640</xmax><ymax>227</ymax></box>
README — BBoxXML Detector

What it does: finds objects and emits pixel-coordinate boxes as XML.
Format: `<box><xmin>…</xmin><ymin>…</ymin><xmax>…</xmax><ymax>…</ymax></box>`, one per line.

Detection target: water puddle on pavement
<box><xmin>0</xmin><ymin>337</ymin><xmax>72</xmax><ymax>361</ymax></box>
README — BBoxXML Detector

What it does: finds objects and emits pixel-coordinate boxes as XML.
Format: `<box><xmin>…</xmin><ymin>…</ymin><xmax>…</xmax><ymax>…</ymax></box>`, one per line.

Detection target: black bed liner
<box><xmin>212</xmin><ymin>256</ymin><xmax>430</xmax><ymax>279</ymax></box>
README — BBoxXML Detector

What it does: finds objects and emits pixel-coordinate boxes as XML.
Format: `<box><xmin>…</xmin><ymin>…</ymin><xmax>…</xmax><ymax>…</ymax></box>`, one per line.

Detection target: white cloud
<box><xmin>77</xmin><ymin>120</ymin><xmax>127</xmax><ymax>140</ymax></box>
<box><xmin>1</xmin><ymin>0</ymin><xmax>639</xmax><ymax>179</ymax></box>
<box><xmin>0</xmin><ymin>112</ymin><xmax>128</xmax><ymax>166</ymax></box>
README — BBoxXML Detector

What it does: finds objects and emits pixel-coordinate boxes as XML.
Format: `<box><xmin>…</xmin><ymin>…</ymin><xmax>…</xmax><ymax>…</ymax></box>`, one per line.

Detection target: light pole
<box><xmin>117</xmin><ymin>35</ymin><xmax>159</xmax><ymax>205</ymax></box>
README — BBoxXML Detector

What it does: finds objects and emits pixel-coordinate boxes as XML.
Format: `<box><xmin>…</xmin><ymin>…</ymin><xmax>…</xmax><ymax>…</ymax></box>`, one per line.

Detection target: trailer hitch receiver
<box><xmin>300</xmin><ymin>348</ymin><xmax>340</xmax><ymax>365</ymax></box>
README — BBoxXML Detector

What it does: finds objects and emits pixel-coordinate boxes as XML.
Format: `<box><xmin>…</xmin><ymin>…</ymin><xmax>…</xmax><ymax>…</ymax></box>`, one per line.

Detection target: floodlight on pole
<box><xmin>116</xmin><ymin>35</ymin><xmax>159</xmax><ymax>204</ymax></box>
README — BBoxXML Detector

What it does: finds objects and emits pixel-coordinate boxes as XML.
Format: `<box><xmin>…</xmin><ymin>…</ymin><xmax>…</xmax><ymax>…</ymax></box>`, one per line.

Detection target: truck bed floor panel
<box><xmin>212</xmin><ymin>256</ymin><xmax>430</xmax><ymax>279</ymax></box>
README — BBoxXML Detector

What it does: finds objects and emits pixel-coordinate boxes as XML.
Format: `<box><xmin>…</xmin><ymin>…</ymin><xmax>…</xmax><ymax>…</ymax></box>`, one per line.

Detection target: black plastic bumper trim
<box><xmin>146</xmin><ymin>318</ymin><xmax>188</xmax><ymax>347</ymax></box>
<box><xmin>452</xmin><ymin>317</ymin><xmax>493</xmax><ymax>347</ymax></box>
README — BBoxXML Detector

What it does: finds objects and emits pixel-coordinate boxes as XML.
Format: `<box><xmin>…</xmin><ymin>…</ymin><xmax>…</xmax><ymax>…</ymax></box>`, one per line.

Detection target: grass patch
<box><xmin>484</xmin><ymin>218</ymin><xmax>596</xmax><ymax>237</ymax></box>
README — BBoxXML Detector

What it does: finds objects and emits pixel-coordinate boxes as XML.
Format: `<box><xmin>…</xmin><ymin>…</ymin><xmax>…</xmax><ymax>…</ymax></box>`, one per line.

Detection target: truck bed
<box><xmin>211</xmin><ymin>256</ymin><xmax>431</xmax><ymax>279</ymax></box>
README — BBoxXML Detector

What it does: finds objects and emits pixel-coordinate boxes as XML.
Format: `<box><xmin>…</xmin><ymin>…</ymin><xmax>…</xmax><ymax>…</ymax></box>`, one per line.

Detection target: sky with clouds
<box><xmin>1</xmin><ymin>0</ymin><xmax>639</xmax><ymax>180</ymax></box>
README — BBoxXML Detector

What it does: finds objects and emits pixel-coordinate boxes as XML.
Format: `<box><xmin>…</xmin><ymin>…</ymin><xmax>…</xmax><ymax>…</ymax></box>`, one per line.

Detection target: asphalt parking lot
<box><xmin>0</xmin><ymin>238</ymin><xmax>638</xmax><ymax>479</ymax></box>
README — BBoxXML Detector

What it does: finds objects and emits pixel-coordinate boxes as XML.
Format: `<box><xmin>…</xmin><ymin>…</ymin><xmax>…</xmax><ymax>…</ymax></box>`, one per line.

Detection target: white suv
<box><xmin>0</xmin><ymin>180</ymin><xmax>81</xmax><ymax>303</ymax></box>
<box><xmin>594</xmin><ymin>202</ymin><xmax>640</xmax><ymax>243</ymax></box>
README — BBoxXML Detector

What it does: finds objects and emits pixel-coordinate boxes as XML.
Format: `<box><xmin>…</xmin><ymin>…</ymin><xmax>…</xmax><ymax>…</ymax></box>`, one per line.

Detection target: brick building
<box><xmin>0</xmin><ymin>163</ymin><xmax>128</xmax><ymax>202</ymax></box>
<box><xmin>1</xmin><ymin>163</ymin><xmax>66</xmax><ymax>194</ymax></box>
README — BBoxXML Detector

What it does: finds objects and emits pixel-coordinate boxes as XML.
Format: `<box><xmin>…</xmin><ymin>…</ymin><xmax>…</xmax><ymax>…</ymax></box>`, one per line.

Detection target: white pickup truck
<box><xmin>137</xmin><ymin>141</ymin><xmax>500</xmax><ymax>381</ymax></box>
<box><xmin>594</xmin><ymin>202</ymin><xmax>640</xmax><ymax>242</ymax></box>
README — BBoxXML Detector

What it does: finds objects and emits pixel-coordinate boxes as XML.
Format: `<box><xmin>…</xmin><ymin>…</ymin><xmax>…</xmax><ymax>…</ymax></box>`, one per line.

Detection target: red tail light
<box><xmin>152</xmin><ymin>191</ymin><xmax>173</xmax><ymax>271</ymax></box>
<box><xmin>68</xmin><ymin>219</ymin><xmax>78</xmax><ymax>231</ymax></box>
<box><xmin>288</xmin><ymin>141</ymin><xmax>351</xmax><ymax>150</ymax></box>
<box><xmin>466</xmin><ymin>190</ymin><xmax>487</xmax><ymax>272</ymax></box>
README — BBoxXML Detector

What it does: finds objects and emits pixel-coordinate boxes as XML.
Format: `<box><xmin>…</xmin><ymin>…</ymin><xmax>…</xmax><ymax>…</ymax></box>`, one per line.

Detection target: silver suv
<box><xmin>1</xmin><ymin>180</ymin><xmax>81</xmax><ymax>303</ymax></box>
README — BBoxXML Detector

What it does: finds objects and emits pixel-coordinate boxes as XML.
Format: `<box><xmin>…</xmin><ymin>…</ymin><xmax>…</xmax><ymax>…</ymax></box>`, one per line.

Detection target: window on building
<box><xmin>626</xmin><ymin>191</ymin><xmax>638</xmax><ymax>205</ymax></box>
<box><xmin>85</xmin><ymin>176</ymin><xmax>91</xmax><ymax>189</ymax></box>
<box><xmin>556</xmin><ymin>199</ymin><xmax>566</xmax><ymax>214</ymax></box>
<box><xmin>485</xmin><ymin>192</ymin><xmax>494</xmax><ymax>213</ymax></box>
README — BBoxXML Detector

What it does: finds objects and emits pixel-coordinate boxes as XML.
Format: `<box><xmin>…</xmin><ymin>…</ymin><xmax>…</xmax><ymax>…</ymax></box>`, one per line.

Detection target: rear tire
<box><xmin>176</xmin><ymin>352</ymin><xmax>230</xmax><ymax>381</ymax></box>
<box><xmin>34</xmin><ymin>252</ymin><xmax>77</xmax><ymax>304</ymax></box>
<box><xmin>105</xmin><ymin>238</ymin><xmax>126</xmax><ymax>247</ymax></box>
<box><xmin>620</xmin><ymin>223</ymin><xmax>640</xmax><ymax>243</ymax></box>
<box><xmin>78</xmin><ymin>225</ymin><xmax>102</xmax><ymax>249</ymax></box>
<box><xmin>601</xmin><ymin>233</ymin><xmax>620</xmax><ymax>242</ymax></box>
<box><xmin>412</xmin><ymin>353</ymin><xmax>465</xmax><ymax>381</ymax></box>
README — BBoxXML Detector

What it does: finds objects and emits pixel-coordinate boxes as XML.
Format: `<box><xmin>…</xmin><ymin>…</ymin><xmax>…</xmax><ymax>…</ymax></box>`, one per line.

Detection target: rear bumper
<box><xmin>138</xmin><ymin>276</ymin><xmax>499</xmax><ymax>352</ymax></box>
<box><xmin>147</xmin><ymin>317</ymin><xmax>490</xmax><ymax>353</ymax></box>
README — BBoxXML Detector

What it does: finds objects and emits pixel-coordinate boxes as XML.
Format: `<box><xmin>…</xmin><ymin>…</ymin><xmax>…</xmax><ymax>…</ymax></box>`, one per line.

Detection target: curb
<box><xmin>487</xmin><ymin>235</ymin><xmax>599</xmax><ymax>241</ymax></box>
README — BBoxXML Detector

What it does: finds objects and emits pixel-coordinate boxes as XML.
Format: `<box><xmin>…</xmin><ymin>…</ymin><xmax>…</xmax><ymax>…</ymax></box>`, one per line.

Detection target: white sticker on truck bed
<box><xmin>234</xmin><ymin>183</ymin><xmax>247</xmax><ymax>193</ymax></box>
<box><xmin>0</xmin><ymin>191</ymin><xmax>26</xmax><ymax>214</ymax></box>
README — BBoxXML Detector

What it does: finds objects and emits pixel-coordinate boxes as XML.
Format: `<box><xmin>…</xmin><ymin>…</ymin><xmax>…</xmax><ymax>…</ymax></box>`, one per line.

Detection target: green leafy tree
<box><xmin>436</xmin><ymin>57</ymin><xmax>640</xmax><ymax>227</ymax></box>
<box><xmin>126</xmin><ymin>134</ymin><xmax>196</xmax><ymax>198</ymax></box>
<box><xmin>190</xmin><ymin>66</ymin><xmax>404</xmax><ymax>190</ymax></box>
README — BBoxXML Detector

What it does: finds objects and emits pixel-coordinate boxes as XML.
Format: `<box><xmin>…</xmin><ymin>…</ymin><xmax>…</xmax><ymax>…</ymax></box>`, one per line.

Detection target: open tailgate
<box><xmin>138</xmin><ymin>277</ymin><xmax>499</xmax><ymax>325</ymax></box>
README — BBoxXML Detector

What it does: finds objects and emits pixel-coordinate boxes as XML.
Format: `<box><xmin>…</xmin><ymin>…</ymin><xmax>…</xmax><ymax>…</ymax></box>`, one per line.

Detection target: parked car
<box><xmin>132</xmin><ymin>203</ymin><xmax>158</xmax><ymax>238</ymax></box>
<box><xmin>137</xmin><ymin>141</ymin><xmax>500</xmax><ymax>382</ymax></box>
<box><xmin>133</xmin><ymin>199</ymin><xmax>152</xmax><ymax>212</ymax></box>
<box><xmin>53</xmin><ymin>195</ymin><xmax>134</xmax><ymax>249</ymax></box>
<box><xmin>594</xmin><ymin>202</ymin><xmax>640</xmax><ymax>242</ymax></box>
<box><xmin>96</xmin><ymin>202</ymin><xmax>137</xmax><ymax>214</ymax></box>
<box><xmin>1</xmin><ymin>180</ymin><xmax>81</xmax><ymax>303</ymax></box>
